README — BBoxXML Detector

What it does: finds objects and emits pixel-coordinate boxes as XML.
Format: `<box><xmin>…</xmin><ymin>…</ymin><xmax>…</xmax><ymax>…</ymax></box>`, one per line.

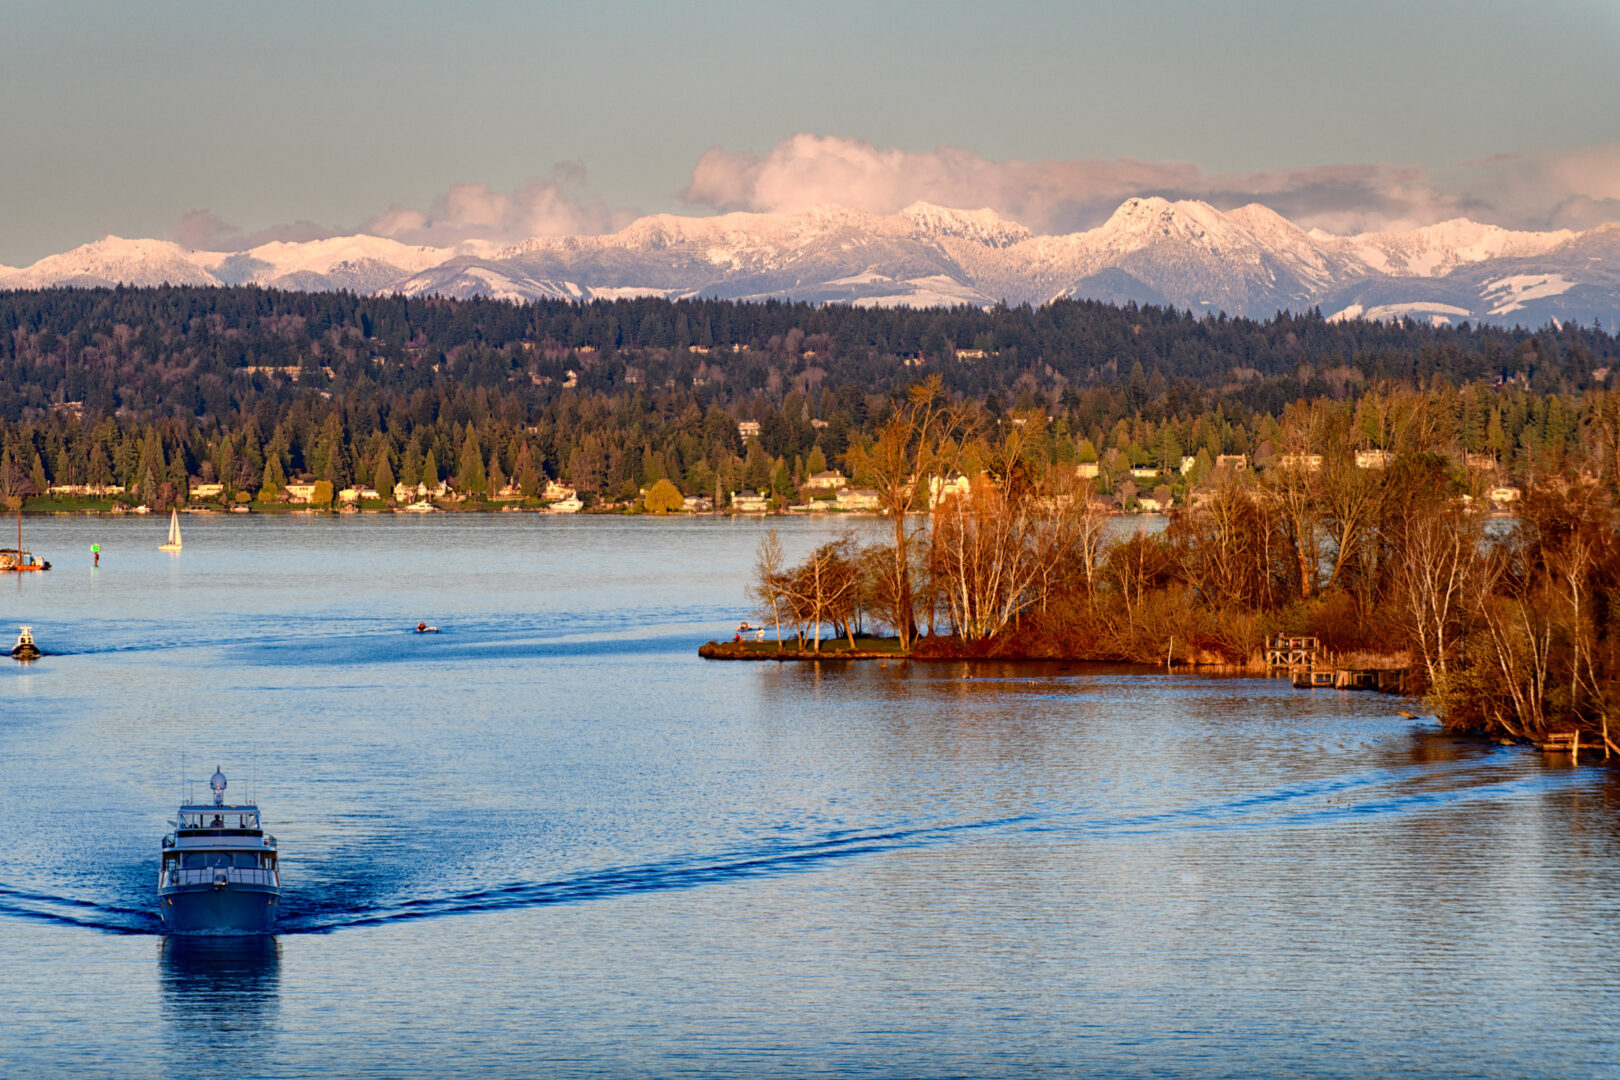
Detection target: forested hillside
<box><xmin>0</xmin><ymin>286</ymin><xmax>1616</xmax><ymax>508</ymax></box>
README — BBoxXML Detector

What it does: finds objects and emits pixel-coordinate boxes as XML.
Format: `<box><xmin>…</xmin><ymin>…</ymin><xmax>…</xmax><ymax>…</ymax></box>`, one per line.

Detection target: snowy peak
<box><xmin>1312</xmin><ymin>218</ymin><xmax>1575</xmax><ymax>278</ymax></box>
<box><xmin>900</xmin><ymin>202</ymin><xmax>1032</xmax><ymax>247</ymax></box>
<box><xmin>1095</xmin><ymin>197</ymin><xmax>1233</xmax><ymax>245</ymax></box>
<box><xmin>4</xmin><ymin>200</ymin><xmax>1618</xmax><ymax>327</ymax></box>
<box><xmin>2</xmin><ymin>235</ymin><xmax>220</xmax><ymax>288</ymax></box>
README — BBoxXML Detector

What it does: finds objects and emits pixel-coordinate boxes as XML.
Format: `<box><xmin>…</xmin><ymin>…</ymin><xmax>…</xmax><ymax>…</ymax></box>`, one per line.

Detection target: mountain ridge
<box><xmin>4</xmin><ymin>198</ymin><xmax>1618</xmax><ymax>327</ymax></box>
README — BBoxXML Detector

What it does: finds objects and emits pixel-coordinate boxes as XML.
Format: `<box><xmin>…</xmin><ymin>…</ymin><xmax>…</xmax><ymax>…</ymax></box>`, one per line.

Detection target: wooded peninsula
<box><xmin>3</xmin><ymin>285</ymin><xmax>1618</xmax><ymax>750</ymax></box>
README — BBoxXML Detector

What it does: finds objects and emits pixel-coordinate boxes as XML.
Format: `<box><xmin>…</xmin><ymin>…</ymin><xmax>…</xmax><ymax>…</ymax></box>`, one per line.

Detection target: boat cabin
<box><xmin>176</xmin><ymin>805</ymin><xmax>262</xmax><ymax>831</ymax></box>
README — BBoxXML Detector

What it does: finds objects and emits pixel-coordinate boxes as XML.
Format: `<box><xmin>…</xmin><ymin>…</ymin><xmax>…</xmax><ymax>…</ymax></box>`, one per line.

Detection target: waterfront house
<box><xmin>731</xmin><ymin>489</ymin><xmax>770</xmax><ymax>512</ymax></box>
<box><xmin>189</xmin><ymin>483</ymin><xmax>224</xmax><ymax>499</ymax></box>
<box><xmin>339</xmin><ymin>486</ymin><xmax>380</xmax><ymax>503</ymax></box>
<box><xmin>493</xmin><ymin>483</ymin><xmax>524</xmax><ymax>501</ymax></box>
<box><xmin>836</xmin><ymin>488</ymin><xmax>882</xmax><ymax>511</ymax></box>
<box><xmin>1215</xmin><ymin>454</ymin><xmax>1248</xmax><ymax>473</ymax></box>
<box><xmin>1138</xmin><ymin>495</ymin><xmax>1169</xmax><ymax>512</ymax></box>
<box><xmin>1488</xmin><ymin>485</ymin><xmax>1522</xmax><ymax>505</ymax></box>
<box><xmin>1130</xmin><ymin>467</ymin><xmax>1159</xmax><ymax>481</ymax></box>
<box><xmin>1355</xmin><ymin>450</ymin><xmax>1393</xmax><ymax>469</ymax></box>
<box><xmin>285</xmin><ymin>482</ymin><xmax>318</xmax><ymax>503</ymax></box>
<box><xmin>1275</xmin><ymin>453</ymin><xmax>1323</xmax><ymax>472</ymax></box>
<box><xmin>928</xmin><ymin>474</ymin><xmax>972</xmax><ymax>508</ymax></box>
<box><xmin>803</xmin><ymin>470</ymin><xmax>848</xmax><ymax>491</ymax></box>
<box><xmin>48</xmin><ymin>483</ymin><xmax>126</xmax><ymax>497</ymax></box>
<box><xmin>1075</xmin><ymin>462</ymin><xmax>1099</xmax><ymax>479</ymax></box>
<box><xmin>542</xmin><ymin>479</ymin><xmax>576</xmax><ymax>502</ymax></box>
<box><xmin>682</xmin><ymin>495</ymin><xmax>714</xmax><ymax>512</ymax></box>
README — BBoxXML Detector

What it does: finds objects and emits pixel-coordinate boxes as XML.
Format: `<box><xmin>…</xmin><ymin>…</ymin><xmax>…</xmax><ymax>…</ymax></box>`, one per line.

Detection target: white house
<box><xmin>730</xmin><ymin>489</ymin><xmax>770</xmax><ymax>512</ymax></box>
<box><xmin>1355</xmin><ymin>450</ymin><xmax>1393</xmax><ymax>469</ymax></box>
<box><xmin>803</xmin><ymin>470</ymin><xmax>848</xmax><ymax>491</ymax></box>
<box><xmin>928</xmin><ymin>474</ymin><xmax>971</xmax><ymax>508</ymax></box>
<box><xmin>836</xmin><ymin>488</ymin><xmax>882</xmax><ymax>511</ymax></box>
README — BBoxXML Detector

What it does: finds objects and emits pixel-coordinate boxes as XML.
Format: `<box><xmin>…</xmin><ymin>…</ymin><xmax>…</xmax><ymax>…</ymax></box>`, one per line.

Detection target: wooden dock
<box><xmin>1266</xmin><ymin>635</ymin><xmax>1319</xmax><ymax>671</ymax></box>
<box><xmin>1538</xmin><ymin>731</ymin><xmax>1582</xmax><ymax>762</ymax></box>
<box><xmin>1292</xmin><ymin>667</ymin><xmax>1407</xmax><ymax>692</ymax></box>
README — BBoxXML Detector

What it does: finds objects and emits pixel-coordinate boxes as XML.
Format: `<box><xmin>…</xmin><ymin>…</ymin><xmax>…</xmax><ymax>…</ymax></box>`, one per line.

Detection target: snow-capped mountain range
<box><xmin>4</xmin><ymin>198</ymin><xmax>1618</xmax><ymax>327</ymax></box>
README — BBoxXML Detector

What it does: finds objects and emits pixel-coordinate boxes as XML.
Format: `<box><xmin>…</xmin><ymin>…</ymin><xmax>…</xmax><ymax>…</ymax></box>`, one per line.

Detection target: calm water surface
<box><xmin>0</xmin><ymin>514</ymin><xmax>1616</xmax><ymax>1078</ymax></box>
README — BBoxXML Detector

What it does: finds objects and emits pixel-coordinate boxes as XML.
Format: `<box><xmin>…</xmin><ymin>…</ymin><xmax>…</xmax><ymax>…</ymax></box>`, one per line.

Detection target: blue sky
<box><xmin>3</xmin><ymin>0</ymin><xmax>1619</xmax><ymax>262</ymax></box>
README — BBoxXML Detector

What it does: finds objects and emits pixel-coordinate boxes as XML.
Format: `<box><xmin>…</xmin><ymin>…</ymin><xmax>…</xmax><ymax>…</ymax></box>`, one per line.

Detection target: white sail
<box><xmin>160</xmin><ymin>509</ymin><xmax>182</xmax><ymax>550</ymax></box>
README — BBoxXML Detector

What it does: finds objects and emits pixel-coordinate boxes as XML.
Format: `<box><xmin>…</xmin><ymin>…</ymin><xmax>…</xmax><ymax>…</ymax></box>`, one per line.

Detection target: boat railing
<box><xmin>163</xmin><ymin>867</ymin><xmax>279</xmax><ymax>888</ymax></box>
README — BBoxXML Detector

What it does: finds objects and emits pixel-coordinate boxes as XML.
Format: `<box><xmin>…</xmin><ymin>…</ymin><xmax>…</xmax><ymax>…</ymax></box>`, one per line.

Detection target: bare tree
<box><xmin>751</xmin><ymin>529</ymin><xmax>788</xmax><ymax>648</ymax></box>
<box><xmin>845</xmin><ymin>376</ymin><xmax>966</xmax><ymax>649</ymax></box>
<box><xmin>1390</xmin><ymin>502</ymin><xmax>1480</xmax><ymax>690</ymax></box>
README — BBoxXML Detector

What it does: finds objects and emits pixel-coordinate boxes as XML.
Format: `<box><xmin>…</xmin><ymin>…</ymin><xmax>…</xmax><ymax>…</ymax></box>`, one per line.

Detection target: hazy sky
<box><xmin>4</xmin><ymin>0</ymin><xmax>1619</xmax><ymax>262</ymax></box>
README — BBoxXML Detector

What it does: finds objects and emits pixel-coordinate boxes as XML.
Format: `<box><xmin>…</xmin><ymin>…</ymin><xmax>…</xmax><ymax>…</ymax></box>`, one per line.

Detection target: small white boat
<box><xmin>401</xmin><ymin>500</ymin><xmax>437</xmax><ymax>513</ymax></box>
<box><xmin>11</xmin><ymin>625</ymin><xmax>40</xmax><ymax>660</ymax></box>
<box><xmin>159</xmin><ymin>508</ymin><xmax>183</xmax><ymax>551</ymax></box>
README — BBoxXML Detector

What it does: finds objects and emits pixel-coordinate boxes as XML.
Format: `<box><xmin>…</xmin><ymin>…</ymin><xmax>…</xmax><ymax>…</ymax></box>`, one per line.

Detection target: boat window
<box><xmin>181</xmin><ymin>853</ymin><xmax>205</xmax><ymax>868</ymax></box>
<box><xmin>233</xmin><ymin>852</ymin><xmax>259</xmax><ymax>868</ymax></box>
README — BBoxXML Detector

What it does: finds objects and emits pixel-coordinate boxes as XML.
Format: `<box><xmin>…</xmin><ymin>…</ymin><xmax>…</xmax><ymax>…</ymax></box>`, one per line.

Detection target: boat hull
<box><xmin>160</xmin><ymin>883</ymin><xmax>280</xmax><ymax>935</ymax></box>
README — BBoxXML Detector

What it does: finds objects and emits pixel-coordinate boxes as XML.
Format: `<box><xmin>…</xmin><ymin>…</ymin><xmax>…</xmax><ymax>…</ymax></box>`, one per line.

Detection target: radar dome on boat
<box><xmin>210</xmin><ymin>768</ymin><xmax>227</xmax><ymax>803</ymax></box>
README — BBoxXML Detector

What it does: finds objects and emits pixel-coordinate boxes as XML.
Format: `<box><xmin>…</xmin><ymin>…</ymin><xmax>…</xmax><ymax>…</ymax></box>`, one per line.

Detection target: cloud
<box><xmin>168</xmin><ymin>139</ymin><xmax>1620</xmax><ymax>255</ymax></box>
<box><xmin>166</xmin><ymin>165</ymin><xmax>636</xmax><ymax>253</ymax></box>
<box><xmin>167</xmin><ymin>210</ymin><xmax>337</xmax><ymax>252</ymax></box>
<box><xmin>681</xmin><ymin>133</ymin><xmax>1620</xmax><ymax>236</ymax></box>
<box><xmin>359</xmin><ymin>165</ymin><xmax>639</xmax><ymax>246</ymax></box>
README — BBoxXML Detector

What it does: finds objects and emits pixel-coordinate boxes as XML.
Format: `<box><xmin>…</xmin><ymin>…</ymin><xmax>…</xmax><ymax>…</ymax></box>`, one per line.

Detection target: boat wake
<box><xmin>0</xmin><ymin>754</ymin><xmax>1587</xmax><ymax>937</ymax></box>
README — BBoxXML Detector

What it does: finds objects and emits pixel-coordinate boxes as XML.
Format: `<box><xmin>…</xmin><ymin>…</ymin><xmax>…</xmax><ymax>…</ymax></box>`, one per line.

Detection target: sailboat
<box><xmin>159</xmin><ymin>508</ymin><xmax>183</xmax><ymax>551</ymax></box>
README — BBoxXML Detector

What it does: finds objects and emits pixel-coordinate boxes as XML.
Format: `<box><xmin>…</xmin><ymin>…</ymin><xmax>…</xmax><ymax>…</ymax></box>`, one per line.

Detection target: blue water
<box><xmin>1</xmin><ymin>514</ymin><xmax>1616</xmax><ymax>1078</ymax></box>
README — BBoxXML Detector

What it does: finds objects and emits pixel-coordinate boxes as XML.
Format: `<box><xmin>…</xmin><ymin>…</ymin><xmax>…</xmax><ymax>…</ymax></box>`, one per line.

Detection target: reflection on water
<box><xmin>0</xmin><ymin>517</ymin><xmax>1616</xmax><ymax>1079</ymax></box>
<box><xmin>160</xmin><ymin>936</ymin><xmax>280</xmax><ymax>1054</ymax></box>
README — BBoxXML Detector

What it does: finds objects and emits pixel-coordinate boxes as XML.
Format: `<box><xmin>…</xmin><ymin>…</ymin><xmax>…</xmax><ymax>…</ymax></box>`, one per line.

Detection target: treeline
<box><xmin>1</xmin><ymin>286</ymin><xmax>1618</xmax><ymax>510</ymax></box>
<box><xmin>751</xmin><ymin>382</ymin><xmax>1620</xmax><ymax>752</ymax></box>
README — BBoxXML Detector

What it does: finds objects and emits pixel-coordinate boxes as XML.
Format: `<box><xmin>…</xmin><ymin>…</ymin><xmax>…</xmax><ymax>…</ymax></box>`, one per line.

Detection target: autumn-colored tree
<box><xmin>844</xmin><ymin>375</ymin><xmax>966</xmax><ymax>648</ymax></box>
<box><xmin>644</xmin><ymin>477</ymin><xmax>684</xmax><ymax>513</ymax></box>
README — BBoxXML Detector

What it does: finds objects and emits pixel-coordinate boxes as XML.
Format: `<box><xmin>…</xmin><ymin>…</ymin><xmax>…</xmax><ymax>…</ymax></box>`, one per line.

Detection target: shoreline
<box><xmin>698</xmin><ymin>638</ymin><xmax>1401</xmax><ymax>677</ymax></box>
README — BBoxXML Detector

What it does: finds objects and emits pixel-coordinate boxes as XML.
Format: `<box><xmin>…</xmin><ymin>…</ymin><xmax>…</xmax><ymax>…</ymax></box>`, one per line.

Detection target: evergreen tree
<box><xmin>488</xmin><ymin>451</ymin><xmax>506</xmax><ymax>494</ymax></box>
<box><xmin>373</xmin><ymin>456</ymin><xmax>395</xmax><ymax>499</ymax></box>
<box><xmin>513</xmin><ymin>441</ymin><xmax>541</xmax><ymax>496</ymax></box>
<box><xmin>261</xmin><ymin>453</ymin><xmax>287</xmax><ymax>493</ymax></box>
<box><xmin>458</xmin><ymin>425</ymin><xmax>486</xmax><ymax>493</ymax></box>
<box><xmin>400</xmin><ymin>442</ymin><xmax>423</xmax><ymax>487</ymax></box>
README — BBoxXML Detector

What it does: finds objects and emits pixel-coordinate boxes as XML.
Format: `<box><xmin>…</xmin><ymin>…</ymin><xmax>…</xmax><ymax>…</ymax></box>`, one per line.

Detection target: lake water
<box><xmin>1</xmin><ymin>514</ymin><xmax>1616</xmax><ymax>1079</ymax></box>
